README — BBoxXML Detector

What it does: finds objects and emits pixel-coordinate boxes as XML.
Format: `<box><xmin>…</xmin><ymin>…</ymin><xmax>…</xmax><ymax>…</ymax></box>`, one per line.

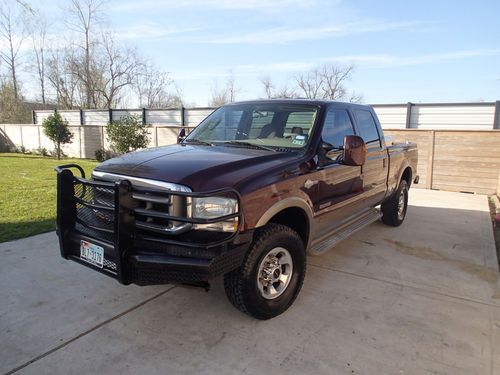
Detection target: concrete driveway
<box><xmin>1</xmin><ymin>189</ymin><xmax>499</xmax><ymax>374</ymax></box>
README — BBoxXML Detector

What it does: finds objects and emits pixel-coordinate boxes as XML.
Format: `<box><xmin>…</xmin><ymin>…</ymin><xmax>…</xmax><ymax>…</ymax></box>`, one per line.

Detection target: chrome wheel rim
<box><xmin>397</xmin><ymin>190</ymin><xmax>406</xmax><ymax>220</ymax></box>
<box><xmin>257</xmin><ymin>247</ymin><xmax>293</xmax><ymax>300</ymax></box>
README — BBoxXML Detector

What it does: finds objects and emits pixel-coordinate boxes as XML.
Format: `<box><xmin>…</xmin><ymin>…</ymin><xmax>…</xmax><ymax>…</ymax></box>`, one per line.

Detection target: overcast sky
<box><xmin>21</xmin><ymin>0</ymin><xmax>500</xmax><ymax>106</ymax></box>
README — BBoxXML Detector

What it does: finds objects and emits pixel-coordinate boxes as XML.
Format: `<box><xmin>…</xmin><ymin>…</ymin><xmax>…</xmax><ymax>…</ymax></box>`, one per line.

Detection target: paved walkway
<box><xmin>1</xmin><ymin>189</ymin><xmax>499</xmax><ymax>374</ymax></box>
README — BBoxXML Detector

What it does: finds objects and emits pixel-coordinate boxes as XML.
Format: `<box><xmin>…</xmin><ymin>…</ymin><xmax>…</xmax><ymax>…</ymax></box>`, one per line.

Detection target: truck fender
<box><xmin>255</xmin><ymin>197</ymin><xmax>314</xmax><ymax>249</ymax></box>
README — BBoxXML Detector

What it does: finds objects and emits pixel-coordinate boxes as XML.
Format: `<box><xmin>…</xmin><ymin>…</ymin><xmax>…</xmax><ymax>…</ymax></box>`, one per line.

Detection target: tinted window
<box><xmin>322</xmin><ymin>109</ymin><xmax>355</xmax><ymax>147</ymax></box>
<box><xmin>354</xmin><ymin>110</ymin><xmax>380</xmax><ymax>144</ymax></box>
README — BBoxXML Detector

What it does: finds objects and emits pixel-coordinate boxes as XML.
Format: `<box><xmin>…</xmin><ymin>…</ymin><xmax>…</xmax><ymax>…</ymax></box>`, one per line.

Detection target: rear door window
<box><xmin>353</xmin><ymin>110</ymin><xmax>380</xmax><ymax>145</ymax></box>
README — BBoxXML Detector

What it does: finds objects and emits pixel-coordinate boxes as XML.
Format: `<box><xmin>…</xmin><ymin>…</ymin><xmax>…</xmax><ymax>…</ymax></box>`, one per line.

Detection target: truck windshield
<box><xmin>185</xmin><ymin>103</ymin><xmax>318</xmax><ymax>150</ymax></box>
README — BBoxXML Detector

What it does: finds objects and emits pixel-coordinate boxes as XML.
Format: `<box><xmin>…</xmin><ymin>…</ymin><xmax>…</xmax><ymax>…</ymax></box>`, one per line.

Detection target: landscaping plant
<box><xmin>106</xmin><ymin>115</ymin><xmax>149</xmax><ymax>154</ymax></box>
<box><xmin>42</xmin><ymin>112</ymin><xmax>73</xmax><ymax>160</ymax></box>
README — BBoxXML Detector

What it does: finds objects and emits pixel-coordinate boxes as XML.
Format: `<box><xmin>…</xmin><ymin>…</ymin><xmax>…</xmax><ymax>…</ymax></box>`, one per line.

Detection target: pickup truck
<box><xmin>55</xmin><ymin>99</ymin><xmax>418</xmax><ymax>320</ymax></box>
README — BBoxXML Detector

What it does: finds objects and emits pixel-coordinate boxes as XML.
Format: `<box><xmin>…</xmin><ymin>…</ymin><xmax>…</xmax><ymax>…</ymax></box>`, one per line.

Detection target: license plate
<box><xmin>80</xmin><ymin>240</ymin><xmax>104</xmax><ymax>268</ymax></box>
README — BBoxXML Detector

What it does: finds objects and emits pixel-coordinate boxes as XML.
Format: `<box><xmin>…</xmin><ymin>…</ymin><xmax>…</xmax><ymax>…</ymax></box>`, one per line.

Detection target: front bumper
<box><xmin>55</xmin><ymin>164</ymin><xmax>250</xmax><ymax>286</ymax></box>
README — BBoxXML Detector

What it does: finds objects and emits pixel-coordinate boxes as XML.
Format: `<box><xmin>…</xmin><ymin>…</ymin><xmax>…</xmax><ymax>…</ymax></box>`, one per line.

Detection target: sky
<box><xmin>17</xmin><ymin>0</ymin><xmax>500</xmax><ymax>106</ymax></box>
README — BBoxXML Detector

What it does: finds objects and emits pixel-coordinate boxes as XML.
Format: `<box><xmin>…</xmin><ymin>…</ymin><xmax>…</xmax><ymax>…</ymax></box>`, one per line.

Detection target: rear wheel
<box><xmin>224</xmin><ymin>223</ymin><xmax>306</xmax><ymax>320</ymax></box>
<box><xmin>381</xmin><ymin>180</ymin><xmax>408</xmax><ymax>227</ymax></box>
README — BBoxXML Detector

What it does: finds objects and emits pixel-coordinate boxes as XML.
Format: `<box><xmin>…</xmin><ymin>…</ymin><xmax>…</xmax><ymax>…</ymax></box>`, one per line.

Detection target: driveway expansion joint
<box><xmin>5</xmin><ymin>286</ymin><xmax>177</xmax><ymax>375</ymax></box>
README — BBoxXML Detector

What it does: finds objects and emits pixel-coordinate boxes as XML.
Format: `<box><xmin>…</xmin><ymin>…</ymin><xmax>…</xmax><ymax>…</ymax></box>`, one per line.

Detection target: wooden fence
<box><xmin>384</xmin><ymin>130</ymin><xmax>500</xmax><ymax>195</ymax></box>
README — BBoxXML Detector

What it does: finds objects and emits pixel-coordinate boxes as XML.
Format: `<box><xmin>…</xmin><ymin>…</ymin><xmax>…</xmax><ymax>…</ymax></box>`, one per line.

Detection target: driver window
<box><xmin>322</xmin><ymin>109</ymin><xmax>355</xmax><ymax>160</ymax></box>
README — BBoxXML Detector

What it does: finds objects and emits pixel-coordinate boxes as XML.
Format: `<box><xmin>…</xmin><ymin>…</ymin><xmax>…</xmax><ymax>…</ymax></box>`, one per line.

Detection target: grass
<box><xmin>0</xmin><ymin>153</ymin><xmax>99</xmax><ymax>243</ymax></box>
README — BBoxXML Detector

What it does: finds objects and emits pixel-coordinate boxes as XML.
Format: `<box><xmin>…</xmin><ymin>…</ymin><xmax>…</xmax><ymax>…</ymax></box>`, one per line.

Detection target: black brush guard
<box><xmin>55</xmin><ymin>164</ymin><xmax>249</xmax><ymax>286</ymax></box>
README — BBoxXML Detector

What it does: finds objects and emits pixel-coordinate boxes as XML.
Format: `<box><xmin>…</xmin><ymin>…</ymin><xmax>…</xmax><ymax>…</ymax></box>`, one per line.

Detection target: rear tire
<box><xmin>224</xmin><ymin>223</ymin><xmax>306</xmax><ymax>320</ymax></box>
<box><xmin>381</xmin><ymin>180</ymin><xmax>408</xmax><ymax>227</ymax></box>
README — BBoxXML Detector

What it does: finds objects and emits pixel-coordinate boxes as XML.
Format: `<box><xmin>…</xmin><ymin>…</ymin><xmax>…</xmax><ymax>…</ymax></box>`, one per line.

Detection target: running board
<box><xmin>310</xmin><ymin>209</ymin><xmax>382</xmax><ymax>255</ymax></box>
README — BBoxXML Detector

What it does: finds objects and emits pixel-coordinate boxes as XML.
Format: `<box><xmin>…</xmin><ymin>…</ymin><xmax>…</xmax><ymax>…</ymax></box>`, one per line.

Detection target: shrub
<box><xmin>42</xmin><ymin>112</ymin><xmax>73</xmax><ymax>160</ymax></box>
<box><xmin>105</xmin><ymin>115</ymin><xmax>149</xmax><ymax>154</ymax></box>
<box><xmin>94</xmin><ymin>148</ymin><xmax>113</xmax><ymax>162</ymax></box>
<box><xmin>33</xmin><ymin>147</ymin><xmax>49</xmax><ymax>157</ymax></box>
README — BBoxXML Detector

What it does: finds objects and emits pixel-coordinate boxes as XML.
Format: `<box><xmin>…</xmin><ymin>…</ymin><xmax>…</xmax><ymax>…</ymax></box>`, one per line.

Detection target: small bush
<box><xmin>42</xmin><ymin>112</ymin><xmax>73</xmax><ymax>160</ymax></box>
<box><xmin>94</xmin><ymin>148</ymin><xmax>113</xmax><ymax>162</ymax></box>
<box><xmin>106</xmin><ymin>115</ymin><xmax>149</xmax><ymax>154</ymax></box>
<box><xmin>32</xmin><ymin>147</ymin><xmax>49</xmax><ymax>156</ymax></box>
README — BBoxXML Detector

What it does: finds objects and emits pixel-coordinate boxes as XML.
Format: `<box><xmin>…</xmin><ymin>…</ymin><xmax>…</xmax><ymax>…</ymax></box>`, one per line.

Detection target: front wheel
<box><xmin>224</xmin><ymin>223</ymin><xmax>306</xmax><ymax>320</ymax></box>
<box><xmin>381</xmin><ymin>180</ymin><xmax>408</xmax><ymax>227</ymax></box>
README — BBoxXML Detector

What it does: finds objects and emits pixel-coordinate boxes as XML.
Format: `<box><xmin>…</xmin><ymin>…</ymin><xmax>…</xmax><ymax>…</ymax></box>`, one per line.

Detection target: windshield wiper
<box><xmin>220</xmin><ymin>141</ymin><xmax>276</xmax><ymax>152</ymax></box>
<box><xmin>184</xmin><ymin>138</ymin><xmax>213</xmax><ymax>146</ymax></box>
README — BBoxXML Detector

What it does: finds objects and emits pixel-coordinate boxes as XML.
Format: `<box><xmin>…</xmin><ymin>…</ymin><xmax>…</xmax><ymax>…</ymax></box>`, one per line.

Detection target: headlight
<box><xmin>192</xmin><ymin>196</ymin><xmax>238</xmax><ymax>232</ymax></box>
<box><xmin>192</xmin><ymin>197</ymin><xmax>237</xmax><ymax>219</ymax></box>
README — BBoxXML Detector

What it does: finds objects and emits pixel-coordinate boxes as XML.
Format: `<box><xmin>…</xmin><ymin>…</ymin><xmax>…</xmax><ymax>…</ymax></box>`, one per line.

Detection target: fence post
<box><xmin>405</xmin><ymin>102</ymin><xmax>413</xmax><ymax>129</ymax></box>
<box><xmin>20</xmin><ymin>125</ymin><xmax>24</xmax><ymax>148</ymax></box>
<box><xmin>79</xmin><ymin>126</ymin><xmax>83</xmax><ymax>158</ymax></box>
<box><xmin>142</xmin><ymin>108</ymin><xmax>146</xmax><ymax>125</ymax></box>
<box><xmin>494</xmin><ymin>100</ymin><xmax>500</xmax><ymax>129</ymax></box>
<box><xmin>100</xmin><ymin>126</ymin><xmax>105</xmax><ymax>150</ymax></box>
<box><xmin>32</xmin><ymin>110</ymin><xmax>36</xmax><ymax>124</ymax></box>
<box><xmin>155</xmin><ymin>127</ymin><xmax>158</xmax><ymax>147</ymax></box>
<box><xmin>80</xmin><ymin>109</ymin><xmax>84</xmax><ymax>126</ymax></box>
<box><xmin>426</xmin><ymin>130</ymin><xmax>436</xmax><ymax>189</ymax></box>
<box><xmin>108</xmin><ymin>108</ymin><xmax>113</xmax><ymax>123</ymax></box>
<box><xmin>181</xmin><ymin>106</ymin><xmax>185</xmax><ymax>127</ymax></box>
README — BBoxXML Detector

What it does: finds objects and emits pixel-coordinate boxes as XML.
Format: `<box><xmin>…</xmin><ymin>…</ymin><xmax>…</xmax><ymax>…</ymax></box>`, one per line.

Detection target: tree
<box><xmin>259</xmin><ymin>76</ymin><xmax>298</xmax><ymax>99</ymax></box>
<box><xmin>106</xmin><ymin>115</ymin><xmax>149</xmax><ymax>154</ymax></box>
<box><xmin>30</xmin><ymin>16</ymin><xmax>48</xmax><ymax>104</ymax></box>
<box><xmin>66</xmin><ymin>0</ymin><xmax>105</xmax><ymax>108</ymax></box>
<box><xmin>209</xmin><ymin>73</ymin><xmax>239</xmax><ymax>106</ymax></box>
<box><xmin>0</xmin><ymin>80</ymin><xmax>31</xmax><ymax>123</ymax></box>
<box><xmin>294</xmin><ymin>64</ymin><xmax>359</xmax><ymax>101</ymax></box>
<box><xmin>0</xmin><ymin>2</ymin><xmax>29</xmax><ymax>101</ymax></box>
<box><xmin>134</xmin><ymin>63</ymin><xmax>177</xmax><ymax>108</ymax></box>
<box><xmin>42</xmin><ymin>112</ymin><xmax>74</xmax><ymax>159</ymax></box>
<box><xmin>47</xmin><ymin>46</ymin><xmax>81</xmax><ymax>109</ymax></box>
<box><xmin>94</xmin><ymin>33</ymin><xmax>141</xmax><ymax>108</ymax></box>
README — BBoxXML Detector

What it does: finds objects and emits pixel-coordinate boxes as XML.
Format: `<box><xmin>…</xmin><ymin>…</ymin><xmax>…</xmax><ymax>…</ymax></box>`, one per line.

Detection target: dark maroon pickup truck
<box><xmin>55</xmin><ymin>99</ymin><xmax>417</xmax><ymax>319</ymax></box>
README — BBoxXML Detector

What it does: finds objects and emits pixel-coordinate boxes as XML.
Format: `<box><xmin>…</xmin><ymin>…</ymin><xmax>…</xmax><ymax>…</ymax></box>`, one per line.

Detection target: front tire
<box><xmin>381</xmin><ymin>179</ymin><xmax>409</xmax><ymax>227</ymax></box>
<box><xmin>224</xmin><ymin>223</ymin><xmax>306</xmax><ymax>320</ymax></box>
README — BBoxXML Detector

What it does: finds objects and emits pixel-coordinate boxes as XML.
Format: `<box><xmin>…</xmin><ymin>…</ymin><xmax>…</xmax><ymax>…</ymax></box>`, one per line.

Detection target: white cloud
<box><xmin>113</xmin><ymin>21</ymin><xmax>201</xmax><ymax>40</ymax></box>
<box><xmin>204</xmin><ymin>21</ymin><xmax>430</xmax><ymax>44</ymax></box>
<box><xmin>173</xmin><ymin>49</ymin><xmax>500</xmax><ymax>79</ymax></box>
<box><xmin>112</xmin><ymin>0</ymin><xmax>320</xmax><ymax>12</ymax></box>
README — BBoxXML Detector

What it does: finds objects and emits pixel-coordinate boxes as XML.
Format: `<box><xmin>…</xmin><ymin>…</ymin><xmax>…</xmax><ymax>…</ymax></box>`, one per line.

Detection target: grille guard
<box><xmin>55</xmin><ymin>164</ymin><xmax>243</xmax><ymax>284</ymax></box>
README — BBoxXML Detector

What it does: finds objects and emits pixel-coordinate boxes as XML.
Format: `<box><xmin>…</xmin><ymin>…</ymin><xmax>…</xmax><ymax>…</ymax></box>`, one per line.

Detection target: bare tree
<box><xmin>0</xmin><ymin>2</ymin><xmax>29</xmax><ymax>100</ymax></box>
<box><xmin>134</xmin><ymin>63</ymin><xmax>175</xmax><ymax>108</ymax></box>
<box><xmin>30</xmin><ymin>17</ymin><xmax>48</xmax><ymax>104</ymax></box>
<box><xmin>94</xmin><ymin>33</ymin><xmax>141</xmax><ymax>108</ymax></box>
<box><xmin>294</xmin><ymin>68</ymin><xmax>322</xmax><ymax>99</ymax></box>
<box><xmin>209</xmin><ymin>73</ymin><xmax>239</xmax><ymax>106</ymax></box>
<box><xmin>259</xmin><ymin>76</ymin><xmax>298</xmax><ymax>99</ymax></box>
<box><xmin>65</xmin><ymin>0</ymin><xmax>105</xmax><ymax>108</ymax></box>
<box><xmin>319</xmin><ymin>64</ymin><xmax>352</xmax><ymax>100</ymax></box>
<box><xmin>260</xmin><ymin>76</ymin><xmax>274</xmax><ymax>99</ymax></box>
<box><xmin>47</xmin><ymin>46</ymin><xmax>81</xmax><ymax>109</ymax></box>
<box><xmin>294</xmin><ymin>64</ymin><xmax>358</xmax><ymax>101</ymax></box>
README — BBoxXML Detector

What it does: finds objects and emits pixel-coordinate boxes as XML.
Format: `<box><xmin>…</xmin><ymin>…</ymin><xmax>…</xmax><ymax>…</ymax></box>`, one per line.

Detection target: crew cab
<box><xmin>55</xmin><ymin>99</ymin><xmax>418</xmax><ymax>319</ymax></box>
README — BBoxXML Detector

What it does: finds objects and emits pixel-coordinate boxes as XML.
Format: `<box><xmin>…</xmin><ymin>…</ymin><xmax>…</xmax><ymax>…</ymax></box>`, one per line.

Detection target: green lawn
<box><xmin>0</xmin><ymin>153</ymin><xmax>99</xmax><ymax>243</ymax></box>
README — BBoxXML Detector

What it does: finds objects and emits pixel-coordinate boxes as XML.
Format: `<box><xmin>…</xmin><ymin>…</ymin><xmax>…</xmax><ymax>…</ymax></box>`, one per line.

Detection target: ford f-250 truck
<box><xmin>55</xmin><ymin>99</ymin><xmax>417</xmax><ymax>319</ymax></box>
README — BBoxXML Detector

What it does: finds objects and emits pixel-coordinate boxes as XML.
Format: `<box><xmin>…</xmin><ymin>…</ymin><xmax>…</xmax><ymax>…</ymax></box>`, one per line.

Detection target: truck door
<box><xmin>312</xmin><ymin>107</ymin><xmax>364</xmax><ymax>238</ymax></box>
<box><xmin>352</xmin><ymin>109</ymin><xmax>388</xmax><ymax>208</ymax></box>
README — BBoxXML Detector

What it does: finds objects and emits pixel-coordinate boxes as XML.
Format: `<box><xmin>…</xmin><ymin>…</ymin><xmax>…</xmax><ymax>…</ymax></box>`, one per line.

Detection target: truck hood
<box><xmin>94</xmin><ymin>144</ymin><xmax>301</xmax><ymax>192</ymax></box>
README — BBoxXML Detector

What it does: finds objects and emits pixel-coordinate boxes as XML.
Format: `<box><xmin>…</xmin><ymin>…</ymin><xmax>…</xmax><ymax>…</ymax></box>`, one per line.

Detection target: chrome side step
<box><xmin>310</xmin><ymin>209</ymin><xmax>382</xmax><ymax>255</ymax></box>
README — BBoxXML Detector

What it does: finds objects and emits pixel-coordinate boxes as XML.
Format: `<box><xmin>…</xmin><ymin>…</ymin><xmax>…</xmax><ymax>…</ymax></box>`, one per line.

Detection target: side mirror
<box><xmin>177</xmin><ymin>128</ymin><xmax>186</xmax><ymax>144</ymax></box>
<box><xmin>343</xmin><ymin>135</ymin><xmax>366</xmax><ymax>166</ymax></box>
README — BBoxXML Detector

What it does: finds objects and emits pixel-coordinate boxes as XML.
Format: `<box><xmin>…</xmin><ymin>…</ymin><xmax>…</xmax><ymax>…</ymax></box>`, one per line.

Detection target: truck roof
<box><xmin>224</xmin><ymin>98</ymin><xmax>371</xmax><ymax>109</ymax></box>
